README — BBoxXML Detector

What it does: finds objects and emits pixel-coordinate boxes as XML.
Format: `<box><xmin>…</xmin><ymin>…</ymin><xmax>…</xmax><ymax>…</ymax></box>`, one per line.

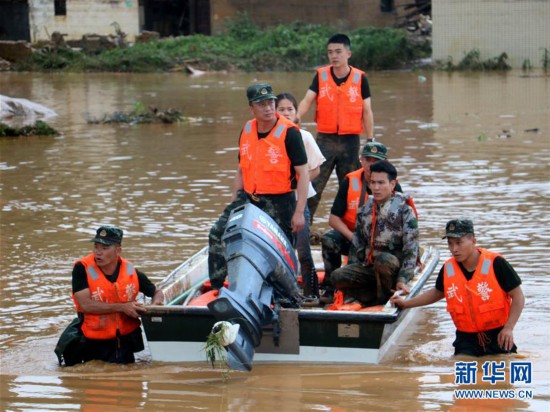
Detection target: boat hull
<box><xmin>142</xmin><ymin>245</ymin><xmax>439</xmax><ymax>365</ymax></box>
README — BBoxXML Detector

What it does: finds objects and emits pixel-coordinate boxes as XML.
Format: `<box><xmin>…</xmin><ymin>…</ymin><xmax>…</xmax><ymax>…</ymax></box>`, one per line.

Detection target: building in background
<box><xmin>0</xmin><ymin>0</ymin><xmax>212</xmax><ymax>42</ymax></box>
<box><xmin>432</xmin><ymin>0</ymin><xmax>549</xmax><ymax>68</ymax></box>
<box><xmin>0</xmin><ymin>0</ymin><xmax>411</xmax><ymax>42</ymax></box>
<box><xmin>1</xmin><ymin>1</ymin><xmax>548</xmax><ymax>68</ymax></box>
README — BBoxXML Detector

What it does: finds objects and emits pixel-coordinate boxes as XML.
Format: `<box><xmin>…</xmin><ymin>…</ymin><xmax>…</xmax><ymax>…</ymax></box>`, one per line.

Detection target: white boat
<box><xmin>141</xmin><ymin>204</ymin><xmax>440</xmax><ymax>370</ymax></box>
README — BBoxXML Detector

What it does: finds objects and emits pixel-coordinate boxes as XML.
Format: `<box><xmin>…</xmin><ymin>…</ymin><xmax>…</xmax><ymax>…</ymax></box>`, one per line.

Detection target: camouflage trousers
<box><xmin>321</xmin><ymin>229</ymin><xmax>351</xmax><ymax>290</ymax></box>
<box><xmin>207</xmin><ymin>190</ymin><xmax>296</xmax><ymax>289</ymax></box>
<box><xmin>307</xmin><ymin>133</ymin><xmax>361</xmax><ymax>221</ymax></box>
<box><xmin>330</xmin><ymin>253</ymin><xmax>400</xmax><ymax>306</ymax></box>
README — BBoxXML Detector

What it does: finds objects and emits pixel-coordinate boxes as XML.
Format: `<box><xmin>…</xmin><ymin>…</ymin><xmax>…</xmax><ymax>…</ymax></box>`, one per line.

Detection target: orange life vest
<box><xmin>341</xmin><ymin>168</ymin><xmax>367</xmax><ymax>231</ymax></box>
<box><xmin>443</xmin><ymin>248</ymin><xmax>511</xmax><ymax>333</ymax></box>
<box><xmin>73</xmin><ymin>254</ymin><xmax>141</xmax><ymax>340</ymax></box>
<box><xmin>315</xmin><ymin>65</ymin><xmax>365</xmax><ymax>135</ymax></box>
<box><xmin>239</xmin><ymin>114</ymin><xmax>294</xmax><ymax>195</ymax></box>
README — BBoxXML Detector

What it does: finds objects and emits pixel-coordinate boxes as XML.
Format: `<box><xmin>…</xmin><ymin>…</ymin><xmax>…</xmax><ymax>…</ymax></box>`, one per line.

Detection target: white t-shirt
<box><xmin>300</xmin><ymin>128</ymin><xmax>326</xmax><ymax>199</ymax></box>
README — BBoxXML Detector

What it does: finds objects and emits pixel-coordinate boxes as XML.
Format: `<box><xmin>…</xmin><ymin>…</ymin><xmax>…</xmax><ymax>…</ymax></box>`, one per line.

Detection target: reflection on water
<box><xmin>1</xmin><ymin>71</ymin><xmax>549</xmax><ymax>410</ymax></box>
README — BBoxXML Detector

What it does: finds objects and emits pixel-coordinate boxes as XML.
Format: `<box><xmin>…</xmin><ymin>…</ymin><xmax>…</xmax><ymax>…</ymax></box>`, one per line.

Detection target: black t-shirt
<box><xmin>72</xmin><ymin>261</ymin><xmax>157</xmax><ymax>297</ymax></box>
<box><xmin>435</xmin><ymin>256</ymin><xmax>522</xmax><ymax>293</ymax></box>
<box><xmin>309</xmin><ymin>67</ymin><xmax>371</xmax><ymax>99</ymax></box>
<box><xmin>238</xmin><ymin>124</ymin><xmax>307</xmax><ymax>190</ymax></box>
<box><xmin>330</xmin><ymin>172</ymin><xmax>403</xmax><ymax>217</ymax></box>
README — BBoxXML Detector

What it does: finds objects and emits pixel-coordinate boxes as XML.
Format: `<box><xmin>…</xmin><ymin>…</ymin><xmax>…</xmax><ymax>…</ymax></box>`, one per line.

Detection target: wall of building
<box><xmin>210</xmin><ymin>0</ymin><xmax>409</xmax><ymax>35</ymax></box>
<box><xmin>433</xmin><ymin>0</ymin><xmax>550</xmax><ymax>68</ymax></box>
<box><xmin>28</xmin><ymin>0</ymin><xmax>140</xmax><ymax>42</ymax></box>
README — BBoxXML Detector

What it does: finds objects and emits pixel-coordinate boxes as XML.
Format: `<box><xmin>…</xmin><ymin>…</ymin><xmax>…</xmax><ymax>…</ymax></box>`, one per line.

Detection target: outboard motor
<box><xmin>207</xmin><ymin>203</ymin><xmax>302</xmax><ymax>371</ymax></box>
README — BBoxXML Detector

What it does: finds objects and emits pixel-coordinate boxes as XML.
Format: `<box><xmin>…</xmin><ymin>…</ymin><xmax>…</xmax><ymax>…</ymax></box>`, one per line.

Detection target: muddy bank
<box><xmin>3</xmin><ymin>23</ymin><xmax>431</xmax><ymax>73</ymax></box>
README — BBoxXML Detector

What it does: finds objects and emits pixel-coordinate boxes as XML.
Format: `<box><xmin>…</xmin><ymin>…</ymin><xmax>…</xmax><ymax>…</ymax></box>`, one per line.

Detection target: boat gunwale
<box><xmin>143</xmin><ymin>247</ymin><xmax>439</xmax><ymax>324</ymax></box>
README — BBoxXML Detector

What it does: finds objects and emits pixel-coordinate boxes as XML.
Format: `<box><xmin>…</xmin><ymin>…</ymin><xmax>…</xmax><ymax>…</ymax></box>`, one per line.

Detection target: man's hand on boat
<box><xmin>122</xmin><ymin>290</ymin><xmax>164</xmax><ymax>317</ymax></box>
<box><xmin>390</xmin><ymin>283</ymin><xmax>411</xmax><ymax>309</ymax></box>
<box><xmin>390</xmin><ymin>292</ymin><xmax>407</xmax><ymax>309</ymax></box>
<box><xmin>121</xmin><ymin>302</ymin><xmax>149</xmax><ymax>318</ymax></box>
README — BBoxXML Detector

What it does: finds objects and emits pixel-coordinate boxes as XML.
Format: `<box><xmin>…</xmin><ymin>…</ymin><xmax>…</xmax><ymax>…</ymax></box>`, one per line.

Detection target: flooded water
<box><xmin>1</xmin><ymin>70</ymin><xmax>549</xmax><ymax>411</ymax></box>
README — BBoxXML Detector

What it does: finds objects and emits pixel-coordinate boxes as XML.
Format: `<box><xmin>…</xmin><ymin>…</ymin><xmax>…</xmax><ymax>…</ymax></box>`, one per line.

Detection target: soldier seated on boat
<box><xmin>330</xmin><ymin>161</ymin><xmax>419</xmax><ymax>307</ymax></box>
<box><xmin>59</xmin><ymin>226</ymin><xmax>164</xmax><ymax>365</ymax></box>
<box><xmin>320</xmin><ymin>142</ymin><xmax>404</xmax><ymax>304</ymax></box>
<box><xmin>391</xmin><ymin>219</ymin><xmax>525</xmax><ymax>357</ymax></box>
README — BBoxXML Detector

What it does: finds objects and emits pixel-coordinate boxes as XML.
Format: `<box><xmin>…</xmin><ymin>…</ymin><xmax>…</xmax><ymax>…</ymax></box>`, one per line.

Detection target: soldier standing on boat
<box><xmin>330</xmin><ymin>161</ymin><xmax>419</xmax><ymax>307</ymax></box>
<box><xmin>297</xmin><ymin>33</ymin><xmax>374</xmax><ymax>223</ymax></box>
<box><xmin>208</xmin><ymin>83</ymin><xmax>309</xmax><ymax>289</ymax></box>
<box><xmin>391</xmin><ymin>219</ymin><xmax>525</xmax><ymax>356</ymax></box>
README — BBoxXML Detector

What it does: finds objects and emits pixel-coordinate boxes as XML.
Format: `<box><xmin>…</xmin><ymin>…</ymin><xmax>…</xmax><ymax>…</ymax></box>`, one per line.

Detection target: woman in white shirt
<box><xmin>276</xmin><ymin>93</ymin><xmax>326</xmax><ymax>304</ymax></box>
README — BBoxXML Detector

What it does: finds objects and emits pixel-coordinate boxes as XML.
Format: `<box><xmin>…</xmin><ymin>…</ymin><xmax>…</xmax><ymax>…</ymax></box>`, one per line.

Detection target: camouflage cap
<box><xmin>247</xmin><ymin>83</ymin><xmax>277</xmax><ymax>103</ymax></box>
<box><xmin>91</xmin><ymin>225</ymin><xmax>123</xmax><ymax>245</ymax></box>
<box><xmin>361</xmin><ymin>142</ymin><xmax>387</xmax><ymax>160</ymax></box>
<box><xmin>442</xmin><ymin>219</ymin><xmax>474</xmax><ymax>239</ymax></box>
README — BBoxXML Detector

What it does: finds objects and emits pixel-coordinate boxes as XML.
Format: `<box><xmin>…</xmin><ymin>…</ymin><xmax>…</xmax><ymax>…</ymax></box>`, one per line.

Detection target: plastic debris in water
<box><xmin>418</xmin><ymin>123</ymin><xmax>439</xmax><ymax>129</ymax></box>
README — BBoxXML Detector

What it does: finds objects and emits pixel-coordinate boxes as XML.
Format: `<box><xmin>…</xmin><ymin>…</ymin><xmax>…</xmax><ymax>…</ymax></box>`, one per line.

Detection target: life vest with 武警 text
<box><xmin>239</xmin><ymin>114</ymin><xmax>294</xmax><ymax>195</ymax></box>
<box><xmin>315</xmin><ymin>65</ymin><xmax>365</xmax><ymax>135</ymax></box>
<box><xmin>72</xmin><ymin>254</ymin><xmax>141</xmax><ymax>340</ymax></box>
<box><xmin>443</xmin><ymin>248</ymin><xmax>511</xmax><ymax>333</ymax></box>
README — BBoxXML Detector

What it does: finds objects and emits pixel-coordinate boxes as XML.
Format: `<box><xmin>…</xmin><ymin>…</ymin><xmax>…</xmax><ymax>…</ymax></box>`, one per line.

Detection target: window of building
<box><xmin>54</xmin><ymin>0</ymin><xmax>67</xmax><ymax>16</ymax></box>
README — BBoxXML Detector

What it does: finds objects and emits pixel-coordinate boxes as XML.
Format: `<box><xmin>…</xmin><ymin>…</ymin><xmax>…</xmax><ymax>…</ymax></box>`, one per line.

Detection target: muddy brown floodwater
<box><xmin>1</xmin><ymin>70</ymin><xmax>549</xmax><ymax>411</ymax></box>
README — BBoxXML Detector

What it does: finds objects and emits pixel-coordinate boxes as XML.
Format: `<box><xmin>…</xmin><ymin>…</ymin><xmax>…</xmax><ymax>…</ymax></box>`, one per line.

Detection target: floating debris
<box><xmin>1</xmin><ymin>94</ymin><xmax>57</xmax><ymax>127</ymax></box>
<box><xmin>0</xmin><ymin>120</ymin><xmax>58</xmax><ymax>137</ymax></box>
<box><xmin>87</xmin><ymin>102</ymin><xmax>186</xmax><ymax>124</ymax></box>
<box><xmin>417</xmin><ymin>122</ymin><xmax>439</xmax><ymax>129</ymax></box>
<box><xmin>497</xmin><ymin>129</ymin><xmax>512</xmax><ymax>139</ymax></box>
<box><xmin>204</xmin><ymin>321</ymin><xmax>234</xmax><ymax>381</ymax></box>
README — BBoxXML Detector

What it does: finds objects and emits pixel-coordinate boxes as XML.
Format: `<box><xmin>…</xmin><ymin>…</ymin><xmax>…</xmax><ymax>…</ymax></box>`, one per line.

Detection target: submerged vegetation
<box><xmin>86</xmin><ymin>101</ymin><xmax>185</xmax><ymax>124</ymax></box>
<box><xmin>0</xmin><ymin>121</ymin><xmax>58</xmax><ymax>137</ymax></box>
<box><xmin>437</xmin><ymin>49</ymin><xmax>512</xmax><ymax>71</ymax></box>
<box><xmin>14</xmin><ymin>14</ymin><xmax>431</xmax><ymax>73</ymax></box>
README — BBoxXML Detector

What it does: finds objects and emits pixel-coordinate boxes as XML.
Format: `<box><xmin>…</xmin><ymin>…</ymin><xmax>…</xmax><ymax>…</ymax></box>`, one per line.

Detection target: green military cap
<box><xmin>91</xmin><ymin>225</ymin><xmax>123</xmax><ymax>245</ymax></box>
<box><xmin>247</xmin><ymin>83</ymin><xmax>276</xmax><ymax>103</ymax></box>
<box><xmin>361</xmin><ymin>141</ymin><xmax>388</xmax><ymax>160</ymax></box>
<box><xmin>442</xmin><ymin>219</ymin><xmax>475</xmax><ymax>239</ymax></box>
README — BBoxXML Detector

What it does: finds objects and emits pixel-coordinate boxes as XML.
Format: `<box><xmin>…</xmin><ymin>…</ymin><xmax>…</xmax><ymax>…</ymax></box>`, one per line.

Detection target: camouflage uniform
<box><xmin>331</xmin><ymin>191</ymin><xmax>419</xmax><ymax>305</ymax></box>
<box><xmin>321</xmin><ymin>229</ymin><xmax>351</xmax><ymax>289</ymax></box>
<box><xmin>208</xmin><ymin>190</ymin><xmax>296</xmax><ymax>289</ymax></box>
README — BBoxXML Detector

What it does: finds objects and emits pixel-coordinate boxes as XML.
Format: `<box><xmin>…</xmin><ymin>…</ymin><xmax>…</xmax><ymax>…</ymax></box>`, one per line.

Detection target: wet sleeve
<box><xmin>397</xmin><ymin>202</ymin><xmax>420</xmax><ymax>284</ymax></box>
<box><xmin>285</xmin><ymin>127</ymin><xmax>308</xmax><ymax>167</ymax></box>
<box><xmin>330</xmin><ymin>178</ymin><xmax>350</xmax><ymax>217</ymax></box>
<box><xmin>72</xmin><ymin>262</ymin><xmax>89</xmax><ymax>294</ymax></box>
<box><xmin>309</xmin><ymin>73</ymin><xmax>319</xmax><ymax>94</ymax></box>
<box><xmin>493</xmin><ymin>256</ymin><xmax>522</xmax><ymax>292</ymax></box>
<box><xmin>361</xmin><ymin>74</ymin><xmax>371</xmax><ymax>99</ymax></box>
<box><xmin>137</xmin><ymin>269</ymin><xmax>157</xmax><ymax>297</ymax></box>
<box><xmin>435</xmin><ymin>266</ymin><xmax>445</xmax><ymax>292</ymax></box>
<box><xmin>349</xmin><ymin>203</ymin><xmax>369</xmax><ymax>264</ymax></box>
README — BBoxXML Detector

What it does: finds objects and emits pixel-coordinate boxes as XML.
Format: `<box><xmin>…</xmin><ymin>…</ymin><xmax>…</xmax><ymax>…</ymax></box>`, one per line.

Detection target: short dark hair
<box><xmin>275</xmin><ymin>93</ymin><xmax>298</xmax><ymax>110</ymax></box>
<box><xmin>370</xmin><ymin>160</ymin><xmax>397</xmax><ymax>181</ymax></box>
<box><xmin>328</xmin><ymin>33</ymin><xmax>351</xmax><ymax>49</ymax></box>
